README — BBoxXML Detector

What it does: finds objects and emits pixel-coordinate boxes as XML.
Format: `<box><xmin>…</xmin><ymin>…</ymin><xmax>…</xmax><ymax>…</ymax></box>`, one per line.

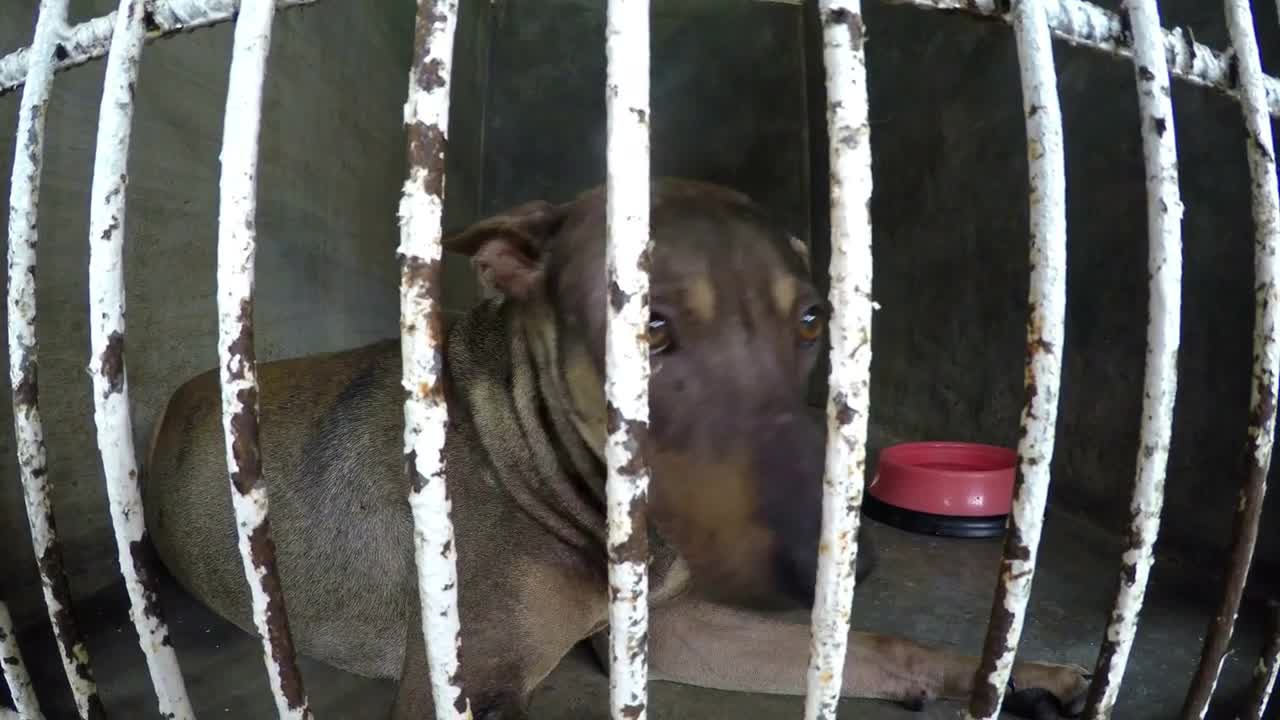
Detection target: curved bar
<box><xmin>396</xmin><ymin>1</ymin><xmax>471</xmax><ymax>717</ymax></box>
<box><xmin>0</xmin><ymin>0</ymin><xmax>321</xmax><ymax>95</ymax></box>
<box><xmin>1241</xmin><ymin>601</ymin><xmax>1279</xmax><ymax>720</ymax></box>
<box><xmin>603</xmin><ymin>1</ymin><xmax>653</xmax><ymax>718</ymax></box>
<box><xmin>802</xmin><ymin>3</ymin><xmax>876</xmax><ymax>719</ymax></box>
<box><xmin>7</xmin><ymin>1</ymin><xmax>105</xmax><ymax>717</ymax></box>
<box><xmin>873</xmin><ymin>0</ymin><xmax>1280</xmax><ymax>117</ymax></box>
<box><xmin>1180</xmin><ymin>1</ymin><xmax>1280</xmax><ymax>717</ymax></box>
<box><xmin>213</xmin><ymin>0</ymin><xmax>311</xmax><ymax>716</ymax></box>
<box><xmin>964</xmin><ymin>1</ymin><xmax>1068</xmax><ymax>717</ymax></box>
<box><xmin>0</xmin><ymin>600</ymin><xmax>42</xmax><ymax>720</ymax></box>
<box><xmin>1081</xmin><ymin>0</ymin><xmax>1184</xmax><ymax>716</ymax></box>
<box><xmin>85</xmin><ymin>0</ymin><xmax>193</xmax><ymax>717</ymax></box>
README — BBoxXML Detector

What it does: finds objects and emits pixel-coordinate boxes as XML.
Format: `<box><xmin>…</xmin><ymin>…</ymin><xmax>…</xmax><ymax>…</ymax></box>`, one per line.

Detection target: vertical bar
<box><xmin>85</xmin><ymin>1</ymin><xmax>194</xmax><ymax>717</ymax></box>
<box><xmin>604</xmin><ymin>1</ymin><xmax>652</xmax><ymax>719</ymax></box>
<box><xmin>397</xmin><ymin>2</ymin><xmax>470</xmax><ymax>718</ymax></box>
<box><xmin>7</xmin><ymin>1</ymin><xmax>106</xmax><ymax>718</ymax></box>
<box><xmin>0</xmin><ymin>600</ymin><xmax>42</xmax><ymax>720</ymax></box>
<box><xmin>1081</xmin><ymin>0</ymin><xmax>1184</xmax><ymax>716</ymax></box>
<box><xmin>964</xmin><ymin>1</ymin><xmax>1068</xmax><ymax>718</ymax></box>
<box><xmin>214</xmin><ymin>1</ymin><xmax>312</xmax><ymax>717</ymax></box>
<box><xmin>1182</xmin><ymin>3</ymin><xmax>1280</xmax><ymax>717</ymax></box>
<box><xmin>802</xmin><ymin>3</ymin><xmax>875</xmax><ymax>719</ymax></box>
<box><xmin>1242</xmin><ymin>600</ymin><xmax>1280</xmax><ymax>720</ymax></box>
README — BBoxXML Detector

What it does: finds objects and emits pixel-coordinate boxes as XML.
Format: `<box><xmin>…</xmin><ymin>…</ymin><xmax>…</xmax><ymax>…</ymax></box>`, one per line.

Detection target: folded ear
<box><xmin>443</xmin><ymin>199</ymin><xmax>568</xmax><ymax>300</ymax></box>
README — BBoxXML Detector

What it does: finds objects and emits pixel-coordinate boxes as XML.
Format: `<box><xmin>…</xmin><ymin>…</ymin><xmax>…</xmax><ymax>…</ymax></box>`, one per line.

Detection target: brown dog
<box><xmin>143</xmin><ymin>178</ymin><xmax>1089</xmax><ymax>718</ymax></box>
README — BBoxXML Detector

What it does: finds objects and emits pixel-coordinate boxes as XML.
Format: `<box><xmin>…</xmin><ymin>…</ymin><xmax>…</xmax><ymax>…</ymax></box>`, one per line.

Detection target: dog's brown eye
<box><xmin>799</xmin><ymin>305</ymin><xmax>826</xmax><ymax>344</ymax></box>
<box><xmin>648</xmin><ymin>314</ymin><xmax>673</xmax><ymax>353</ymax></box>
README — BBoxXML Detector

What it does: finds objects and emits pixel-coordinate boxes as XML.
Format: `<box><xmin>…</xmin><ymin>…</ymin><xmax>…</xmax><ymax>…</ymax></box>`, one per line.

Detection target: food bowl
<box><xmin>863</xmin><ymin>441</ymin><xmax>1016</xmax><ymax>538</ymax></box>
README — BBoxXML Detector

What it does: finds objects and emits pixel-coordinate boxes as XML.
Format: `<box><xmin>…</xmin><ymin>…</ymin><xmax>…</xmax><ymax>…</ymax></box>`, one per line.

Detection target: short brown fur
<box><xmin>145</xmin><ymin>178</ymin><xmax>1088</xmax><ymax>718</ymax></box>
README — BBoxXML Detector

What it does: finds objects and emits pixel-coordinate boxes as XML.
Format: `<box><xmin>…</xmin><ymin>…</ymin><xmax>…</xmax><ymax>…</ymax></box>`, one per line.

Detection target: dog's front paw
<box><xmin>1005</xmin><ymin>662</ymin><xmax>1091</xmax><ymax>718</ymax></box>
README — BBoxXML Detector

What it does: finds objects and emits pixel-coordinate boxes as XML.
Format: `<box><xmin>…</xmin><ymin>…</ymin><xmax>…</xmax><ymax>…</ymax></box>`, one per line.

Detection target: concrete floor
<box><xmin>6</xmin><ymin>507</ymin><xmax>1272</xmax><ymax>719</ymax></box>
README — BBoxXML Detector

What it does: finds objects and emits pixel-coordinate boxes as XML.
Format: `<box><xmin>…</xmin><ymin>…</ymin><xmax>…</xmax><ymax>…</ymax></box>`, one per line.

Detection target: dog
<box><xmin>143</xmin><ymin>177</ymin><xmax>1090</xmax><ymax>718</ymax></box>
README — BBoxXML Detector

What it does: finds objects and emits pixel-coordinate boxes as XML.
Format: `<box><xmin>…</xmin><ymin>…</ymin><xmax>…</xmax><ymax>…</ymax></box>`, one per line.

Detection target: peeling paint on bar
<box><xmin>875</xmin><ymin>0</ymin><xmax>1280</xmax><ymax>118</ymax></box>
<box><xmin>964</xmin><ymin>1</ymin><xmax>1068</xmax><ymax>718</ymax></box>
<box><xmin>1081</xmin><ymin>1</ymin><xmax>1183</xmax><ymax>717</ymax></box>
<box><xmin>214</xmin><ymin>0</ymin><xmax>312</xmax><ymax>717</ymax></box>
<box><xmin>0</xmin><ymin>0</ymin><xmax>320</xmax><ymax>95</ymax></box>
<box><xmin>802</xmin><ymin>3</ymin><xmax>875</xmax><ymax>720</ymax></box>
<box><xmin>85</xmin><ymin>1</ymin><xmax>193</xmax><ymax>718</ymax></box>
<box><xmin>1242</xmin><ymin>601</ymin><xmax>1280</xmax><ymax>720</ymax></box>
<box><xmin>397</xmin><ymin>1</ymin><xmax>470</xmax><ymax>718</ymax></box>
<box><xmin>7</xmin><ymin>1</ymin><xmax>106</xmax><ymax>718</ymax></box>
<box><xmin>1181</xmin><ymin>2</ymin><xmax>1280</xmax><ymax>717</ymax></box>
<box><xmin>604</xmin><ymin>2</ymin><xmax>652</xmax><ymax>719</ymax></box>
<box><xmin>0</xmin><ymin>600</ymin><xmax>42</xmax><ymax>720</ymax></box>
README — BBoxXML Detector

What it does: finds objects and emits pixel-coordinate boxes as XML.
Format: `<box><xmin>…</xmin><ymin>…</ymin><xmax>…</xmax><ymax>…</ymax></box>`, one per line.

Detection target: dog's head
<box><xmin>444</xmin><ymin>177</ymin><xmax>875</xmax><ymax>610</ymax></box>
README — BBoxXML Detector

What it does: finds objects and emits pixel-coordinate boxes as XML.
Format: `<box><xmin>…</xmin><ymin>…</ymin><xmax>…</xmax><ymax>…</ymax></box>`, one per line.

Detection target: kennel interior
<box><xmin>2</xmin><ymin>0</ymin><xmax>1280</xmax><ymax>718</ymax></box>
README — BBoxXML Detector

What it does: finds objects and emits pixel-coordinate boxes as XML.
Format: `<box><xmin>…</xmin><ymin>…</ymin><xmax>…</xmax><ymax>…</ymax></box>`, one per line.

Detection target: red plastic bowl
<box><xmin>869</xmin><ymin>441</ymin><xmax>1016</xmax><ymax>517</ymax></box>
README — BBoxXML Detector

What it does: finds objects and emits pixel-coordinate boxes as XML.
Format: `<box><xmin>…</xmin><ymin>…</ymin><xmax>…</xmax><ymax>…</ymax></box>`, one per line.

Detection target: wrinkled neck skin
<box><xmin>443</xmin><ymin>296</ymin><xmax>685</xmax><ymax>599</ymax></box>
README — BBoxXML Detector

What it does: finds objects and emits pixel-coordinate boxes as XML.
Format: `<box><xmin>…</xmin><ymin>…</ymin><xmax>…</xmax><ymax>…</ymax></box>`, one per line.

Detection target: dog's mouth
<box><xmin>776</xmin><ymin>526</ymin><xmax>878</xmax><ymax>610</ymax></box>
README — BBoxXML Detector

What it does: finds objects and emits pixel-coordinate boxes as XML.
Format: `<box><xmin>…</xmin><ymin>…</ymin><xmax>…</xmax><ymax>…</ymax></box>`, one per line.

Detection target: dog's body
<box><xmin>144</xmin><ymin>178</ymin><xmax>1089</xmax><ymax>718</ymax></box>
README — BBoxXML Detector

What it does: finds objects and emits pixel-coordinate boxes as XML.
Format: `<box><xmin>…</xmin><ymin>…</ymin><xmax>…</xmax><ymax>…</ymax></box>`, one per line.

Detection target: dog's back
<box><xmin>143</xmin><ymin>339</ymin><xmax>416</xmax><ymax>679</ymax></box>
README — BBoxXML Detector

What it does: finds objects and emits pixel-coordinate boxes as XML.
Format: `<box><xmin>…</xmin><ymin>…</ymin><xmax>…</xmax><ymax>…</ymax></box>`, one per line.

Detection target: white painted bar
<box><xmin>871</xmin><ymin>0</ymin><xmax>1280</xmax><ymax>118</ymax></box>
<box><xmin>214</xmin><ymin>0</ymin><xmax>312</xmax><ymax>717</ymax></box>
<box><xmin>397</xmin><ymin>1</ymin><xmax>470</xmax><ymax>718</ymax></box>
<box><xmin>1080</xmin><ymin>0</ymin><xmax>1183</xmax><ymax>717</ymax></box>
<box><xmin>7</xmin><ymin>1</ymin><xmax>105</xmax><ymax>717</ymax></box>
<box><xmin>85</xmin><ymin>1</ymin><xmax>194</xmax><ymax>717</ymax></box>
<box><xmin>1243</xmin><ymin>601</ymin><xmax>1279</xmax><ymax>720</ymax></box>
<box><xmin>803</xmin><ymin>3</ymin><xmax>876</xmax><ymax>719</ymax></box>
<box><xmin>0</xmin><ymin>0</ymin><xmax>320</xmax><ymax>94</ymax></box>
<box><xmin>964</xmin><ymin>1</ymin><xmax>1068</xmax><ymax>718</ymax></box>
<box><xmin>604</xmin><ymin>1</ymin><xmax>653</xmax><ymax>719</ymax></box>
<box><xmin>0</xmin><ymin>600</ymin><xmax>42</xmax><ymax>720</ymax></box>
<box><xmin>1181</xmin><ymin>1</ymin><xmax>1280</xmax><ymax>716</ymax></box>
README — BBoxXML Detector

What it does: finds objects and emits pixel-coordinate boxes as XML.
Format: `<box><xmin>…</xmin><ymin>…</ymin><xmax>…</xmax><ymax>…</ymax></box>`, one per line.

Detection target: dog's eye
<box><xmin>799</xmin><ymin>305</ymin><xmax>827</xmax><ymax>345</ymax></box>
<box><xmin>648</xmin><ymin>314</ymin><xmax>674</xmax><ymax>354</ymax></box>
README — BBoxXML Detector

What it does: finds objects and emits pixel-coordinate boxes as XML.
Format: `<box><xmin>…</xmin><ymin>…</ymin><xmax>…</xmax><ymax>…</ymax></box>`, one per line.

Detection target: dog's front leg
<box><xmin>599</xmin><ymin>593</ymin><xmax>1089</xmax><ymax>717</ymax></box>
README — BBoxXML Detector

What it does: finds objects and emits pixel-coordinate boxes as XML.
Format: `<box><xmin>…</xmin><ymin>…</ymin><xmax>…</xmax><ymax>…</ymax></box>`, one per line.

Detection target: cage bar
<box><xmin>396</xmin><ymin>1</ymin><xmax>470</xmax><ymax>718</ymax></box>
<box><xmin>877</xmin><ymin>0</ymin><xmax>1280</xmax><ymax>117</ymax></box>
<box><xmin>1180</xmin><ymin>1</ymin><xmax>1280</xmax><ymax>717</ymax></box>
<box><xmin>963</xmin><ymin>1</ymin><xmax>1068</xmax><ymax>718</ymax></box>
<box><xmin>0</xmin><ymin>600</ymin><xmax>41</xmax><ymax>720</ymax></box>
<box><xmin>603</xmin><ymin>1</ymin><xmax>653</xmax><ymax>718</ymax></box>
<box><xmin>0</xmin><ymin>0</ymin><xmax>319</xmax><ymax>95</ymax></box>
<box><xmin>7</xmin><ymin>1</ymin><xmax>106</xmax><ymax>718</ymax></box>
<box><xmin>1242</xmin><ymin>601</ymin><xmax>1279</xmax><ymax>720</ymax></box>
<box><xmin>213</xmin><ymin>0</ymin><xmax>312</xmax><ymax>717</ymax></box>
<box><xmin>1080</xmin><ymin>0</ymin><xmax>1184</xmax><ymax>717</ymax></box>
<box><xmin>802</xmin><ymin>3</ymin><xmax>876</xmax><ymax>719</ymax></box>
<box><xmin>84</xmin><ymin>1</ymin><xmax>194</xmax><ymax>718</ymax></box>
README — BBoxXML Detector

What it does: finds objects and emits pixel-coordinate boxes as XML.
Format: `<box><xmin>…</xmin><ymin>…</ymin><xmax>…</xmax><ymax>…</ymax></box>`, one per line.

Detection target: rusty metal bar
<box><xmin>1181</xmin><ymin>1</ymin><xmax>1280</xmax><ymax>716</ymax></box>
<box><xmin>85</xmin><ymin>1</ymin><xmax>194</xmax><ymax>718</ymax></box>
<box><xmin>802</xmin><ymin>3</ymin><xmax>876</xmax><ymax>719</ymax></box>
<box><xmin>964</xmin><ymin>1</ymin><xmax>1068</xmax><ymax>718</ymax></box>
<box><xmin>603</xmin><ymin>1</ymin><xmax>653</xmax><ymax>718</ymax></box>
<box><xmin>1242</xmin><ymin>600</ymin><xmax>1280</xmax><ymax>720</ymax></box>
<box><xmin>0</xmin><ymin>0</ymin><xmax>321</xmax><ymax>95</ymax></box>
<box><xmin>875</xmin><ymin>0</ymin><xmax>1280</xmax><ymax>118</ymax></box>
<box><xmin>7</xmin><ymin>1</ymin><xmax>105</xmax><ymax>718</ymax></box>
<box><xmin>213</xmin><ymin>0</ymin><xmax>312</xmax><ymax>717</ymax></box>
<box><xmin>1081</xmin><ymin>0</ymin><xmax>1184</xmax><ymax>716</ymax></box>
<box><xmin>0</xmin><ymin>600</ymin><xmax>42</xmax><ymax>720</ymax></box>
<box><xmin>396</xmin><ymin>1</ymin><xmax>470</xmax><ymax>718</ymax></box>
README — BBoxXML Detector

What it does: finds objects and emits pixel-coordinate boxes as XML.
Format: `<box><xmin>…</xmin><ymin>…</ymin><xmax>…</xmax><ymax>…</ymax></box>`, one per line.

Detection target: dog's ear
<box><xmin>443</xmin><ymin>200</ymin><xmax>568</xmax><ymax>300</ymax></box>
